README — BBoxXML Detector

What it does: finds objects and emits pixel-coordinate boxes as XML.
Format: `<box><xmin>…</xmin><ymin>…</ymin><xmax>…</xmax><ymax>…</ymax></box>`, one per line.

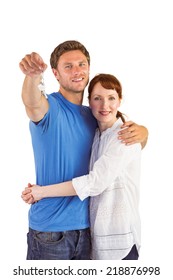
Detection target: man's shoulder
<box><xmin>81</xmin><ymin>105</ymin><xmax>96</xmax><ymax>119</ymax></box>
<box><xmin>81</xmin><ymin>104</ymin><xmax>91</xmax><ymax>112</ymax></box>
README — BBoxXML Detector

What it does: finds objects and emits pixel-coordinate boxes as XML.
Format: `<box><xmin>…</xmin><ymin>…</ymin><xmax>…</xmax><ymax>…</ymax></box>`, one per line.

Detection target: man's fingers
<box><xmin>19</xmin><ymin>53</ymin><xmax>47</xmax><ymax>76</ymax></box>
<box><xmin>121</xmin><ymin>133</ymin><xmax>140</xmax><ymax>145</ymax></box>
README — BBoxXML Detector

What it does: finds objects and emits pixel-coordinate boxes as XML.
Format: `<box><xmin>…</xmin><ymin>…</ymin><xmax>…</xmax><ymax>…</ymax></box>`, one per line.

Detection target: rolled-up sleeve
<box><xmin>72</xmin><ymin>140</ymin><xmax>141</xmax><ymax>201</ymax></box>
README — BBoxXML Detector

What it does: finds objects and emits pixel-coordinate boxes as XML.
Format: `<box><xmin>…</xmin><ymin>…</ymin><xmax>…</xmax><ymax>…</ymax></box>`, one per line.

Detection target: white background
<box><xmin>1</xmin><ymin>0</ymin><xmax>172</xmax><ymax>278</ymax></box>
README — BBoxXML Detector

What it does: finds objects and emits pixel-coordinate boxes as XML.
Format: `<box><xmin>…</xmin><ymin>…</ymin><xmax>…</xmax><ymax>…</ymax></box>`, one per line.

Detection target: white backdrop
<box><xmin>1</xmin><ymin>0</ymin><xmax>172</xmax><ymax>278</ymax></box>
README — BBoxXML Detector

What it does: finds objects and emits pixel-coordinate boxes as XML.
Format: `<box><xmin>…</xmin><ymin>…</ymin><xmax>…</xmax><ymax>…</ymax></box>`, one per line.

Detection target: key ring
<box><xmin>38</xmin><ymin>73</ymin><xmax>48</xmax><ymax>99</ymax></box>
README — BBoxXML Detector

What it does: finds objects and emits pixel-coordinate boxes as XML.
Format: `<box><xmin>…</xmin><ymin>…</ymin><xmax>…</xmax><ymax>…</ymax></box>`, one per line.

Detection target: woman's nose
<box><xmin>101</xmin><ymin>99</ymin><xmax>109</xmax><ymax>107</ymax></box>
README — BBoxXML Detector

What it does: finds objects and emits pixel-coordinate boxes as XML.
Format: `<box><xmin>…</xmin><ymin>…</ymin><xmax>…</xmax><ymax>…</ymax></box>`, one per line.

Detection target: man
<box><xmin>19</xmin><ymin>40</ymin><xmax>148</xmax><ymax>260</ymax></box>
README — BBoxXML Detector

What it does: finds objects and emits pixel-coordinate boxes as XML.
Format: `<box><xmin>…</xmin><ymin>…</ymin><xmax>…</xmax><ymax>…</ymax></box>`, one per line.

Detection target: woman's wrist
<box><xmin>41</xmin><ymin>186</ymin><xmax>49</xmax><ymax>199</ymax></box>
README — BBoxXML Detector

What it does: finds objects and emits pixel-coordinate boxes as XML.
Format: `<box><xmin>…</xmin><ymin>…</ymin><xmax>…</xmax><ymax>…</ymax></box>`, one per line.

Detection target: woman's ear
<box><xmin>118</xmin><ymin>97</ymin><xmax>123</xmax><ymax>107</ymax></box>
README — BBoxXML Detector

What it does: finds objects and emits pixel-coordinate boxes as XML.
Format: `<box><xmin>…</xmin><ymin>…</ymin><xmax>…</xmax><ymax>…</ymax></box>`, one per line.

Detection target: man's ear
<box><xmin>52</xmin><ymin>68</ymin><xmax>59</xmax><ymax>81</ymax></box>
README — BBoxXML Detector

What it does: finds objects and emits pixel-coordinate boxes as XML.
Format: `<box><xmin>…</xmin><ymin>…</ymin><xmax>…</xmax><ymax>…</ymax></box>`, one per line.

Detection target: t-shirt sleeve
<box><xmin>29</xmin><ymin>94</ymin><xmax>60</xmax><ymax>134</ymax></box>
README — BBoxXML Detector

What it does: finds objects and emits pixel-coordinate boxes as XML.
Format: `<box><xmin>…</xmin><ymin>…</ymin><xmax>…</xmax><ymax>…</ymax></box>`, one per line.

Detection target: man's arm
<box><xmin>118</xmin><ymin>121</ymin><xmax>148</xmax><ymax>149</ymax></box>
<box><xmin>19</xmin><ymin>52</ymin><xmax>49</xmax><ymax>122</ymax></box>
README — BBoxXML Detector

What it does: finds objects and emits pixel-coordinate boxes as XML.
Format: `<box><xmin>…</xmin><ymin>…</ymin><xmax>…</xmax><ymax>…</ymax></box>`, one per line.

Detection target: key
<box><xmin>38</xmin><ymin>73</ymin><xmax>48</xmax><ymax>99</ymax></box>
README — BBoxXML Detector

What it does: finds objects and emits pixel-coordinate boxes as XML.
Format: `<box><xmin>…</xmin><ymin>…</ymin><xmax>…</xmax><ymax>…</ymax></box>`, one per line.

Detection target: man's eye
<box><xmin>79</xmin><ymin>63</ymin><xmax>86</xmax><ymax>67</ymax></box>
<box><xmin>65</xmin><ymin>65</ymin><xmax>72</xmax><ymax>69</ymax></box>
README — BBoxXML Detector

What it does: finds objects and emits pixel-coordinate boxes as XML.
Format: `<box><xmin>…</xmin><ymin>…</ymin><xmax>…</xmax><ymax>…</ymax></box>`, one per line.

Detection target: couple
<box><xmin>20</xmin><ymin>40</ymin><xmax>148</xmax><ymax>260</ymax></box>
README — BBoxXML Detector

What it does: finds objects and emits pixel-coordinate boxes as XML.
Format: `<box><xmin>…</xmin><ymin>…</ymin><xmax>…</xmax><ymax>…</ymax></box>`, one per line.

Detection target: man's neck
<box><xmin>59</xmin><ymin>88</ymin><xmax>84</xmax><ymax>105</ymax></box>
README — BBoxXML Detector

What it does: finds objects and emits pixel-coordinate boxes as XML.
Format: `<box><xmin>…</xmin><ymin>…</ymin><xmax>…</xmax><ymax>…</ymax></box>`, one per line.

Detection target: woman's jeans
<box><xmin>27</xmin><ymin>227</ymin><xmax>91</xmax><ymax>260</ymax></box>
<box><xmin>122</xmin><ymin>244</ymin><xmax>139</xmax><ymax>260</ymax></box>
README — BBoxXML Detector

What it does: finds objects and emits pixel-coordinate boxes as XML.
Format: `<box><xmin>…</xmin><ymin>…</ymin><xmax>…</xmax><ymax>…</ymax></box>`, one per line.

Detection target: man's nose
<box><xmin>72</xmin><ymin>65</ymin><xmax>81</xmax><ymax>74</ymax></box>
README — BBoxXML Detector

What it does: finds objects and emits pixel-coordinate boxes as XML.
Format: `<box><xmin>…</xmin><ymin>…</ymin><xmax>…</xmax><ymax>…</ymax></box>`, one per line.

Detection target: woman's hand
<box><xmin>21</xmin><ymin>182</ymin><xmax>45</xmax><ymax>204</ymax></box>
<box><xmin>21</xmin><ymin>183</ymin><xmax>35</xmax><ymax>204</ymax></box>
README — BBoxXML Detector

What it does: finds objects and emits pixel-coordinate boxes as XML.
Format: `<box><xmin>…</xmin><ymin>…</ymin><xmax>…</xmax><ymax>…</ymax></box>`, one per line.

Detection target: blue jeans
<box><xmin>27</xmin><ymin>227</ymin><xmax>91</xmax><ymax>260</ymax></box>
<box><xmin>122</xmin><ymin>245</ymin><xmax>139</xmax><ymax>260</ymax></box>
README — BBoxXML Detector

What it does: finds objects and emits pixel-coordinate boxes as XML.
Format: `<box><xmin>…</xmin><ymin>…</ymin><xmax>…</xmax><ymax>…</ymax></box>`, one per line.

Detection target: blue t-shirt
<box><xmin>29</xmin><ymin>92</ymin><xmax>97</xmax><ymax>231</ymax></box>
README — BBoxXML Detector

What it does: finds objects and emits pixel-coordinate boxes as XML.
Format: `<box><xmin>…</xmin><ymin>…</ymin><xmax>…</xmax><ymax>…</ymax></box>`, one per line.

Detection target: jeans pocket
<box><xmin>35</xmin><ymin>231</ymin><xmax>65</xmax><ymax>245</ymax></box>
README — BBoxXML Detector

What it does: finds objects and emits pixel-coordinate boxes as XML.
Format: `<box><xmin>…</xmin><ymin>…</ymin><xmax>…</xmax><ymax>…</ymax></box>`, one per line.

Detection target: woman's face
<box><xmin>89</xmin><ymin>82</ymin><xmax>121</xmax><ymax>131</ymax></box>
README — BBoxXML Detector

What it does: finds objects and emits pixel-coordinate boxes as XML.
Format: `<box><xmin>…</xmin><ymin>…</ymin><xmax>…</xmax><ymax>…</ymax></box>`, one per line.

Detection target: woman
<box><xmin>22</xmin><ymin>73</ymin><xmax>141</xmax><ymax>260</ymax></box>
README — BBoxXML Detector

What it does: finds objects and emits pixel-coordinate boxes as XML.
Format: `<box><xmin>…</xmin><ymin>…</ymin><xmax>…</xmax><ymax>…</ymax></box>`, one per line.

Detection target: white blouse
<box><xmin>72</xmin><ymin>118</ymin><xmax>141</xmax><ymax>259</ymax></box>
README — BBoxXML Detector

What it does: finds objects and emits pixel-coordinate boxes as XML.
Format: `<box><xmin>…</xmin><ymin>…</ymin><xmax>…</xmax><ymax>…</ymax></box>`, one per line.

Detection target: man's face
<box><xmin>53</xmin><ymin>50</ymin><xmax>90</xmax><ymax>95</ymax></box>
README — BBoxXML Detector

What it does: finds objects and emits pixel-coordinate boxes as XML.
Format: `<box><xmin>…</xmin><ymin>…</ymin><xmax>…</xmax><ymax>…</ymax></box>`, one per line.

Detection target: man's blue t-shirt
<box><xmin>29</xmin><ymin>92</ymin><xmax>97</xmax><ymax>232</ymax></box>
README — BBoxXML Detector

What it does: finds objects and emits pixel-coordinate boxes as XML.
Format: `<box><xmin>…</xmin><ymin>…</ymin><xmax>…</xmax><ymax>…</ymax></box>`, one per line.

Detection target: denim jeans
<box><xmin>27</xmin><ymin>227</ymin><xmax>91</xmax><ymax>260</ymax></box>
<box><xmin>122</xmin><ymin>244</ymin><xmax>139</xmax><ymax>260</ymax></box>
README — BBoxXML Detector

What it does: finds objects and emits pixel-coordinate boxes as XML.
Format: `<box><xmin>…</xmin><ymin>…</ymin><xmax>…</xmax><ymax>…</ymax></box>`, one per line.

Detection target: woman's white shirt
<box><xmin>72</xmin><ymin>118</ymin><xmax>141</xmax><ymax>259</ymax></box>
